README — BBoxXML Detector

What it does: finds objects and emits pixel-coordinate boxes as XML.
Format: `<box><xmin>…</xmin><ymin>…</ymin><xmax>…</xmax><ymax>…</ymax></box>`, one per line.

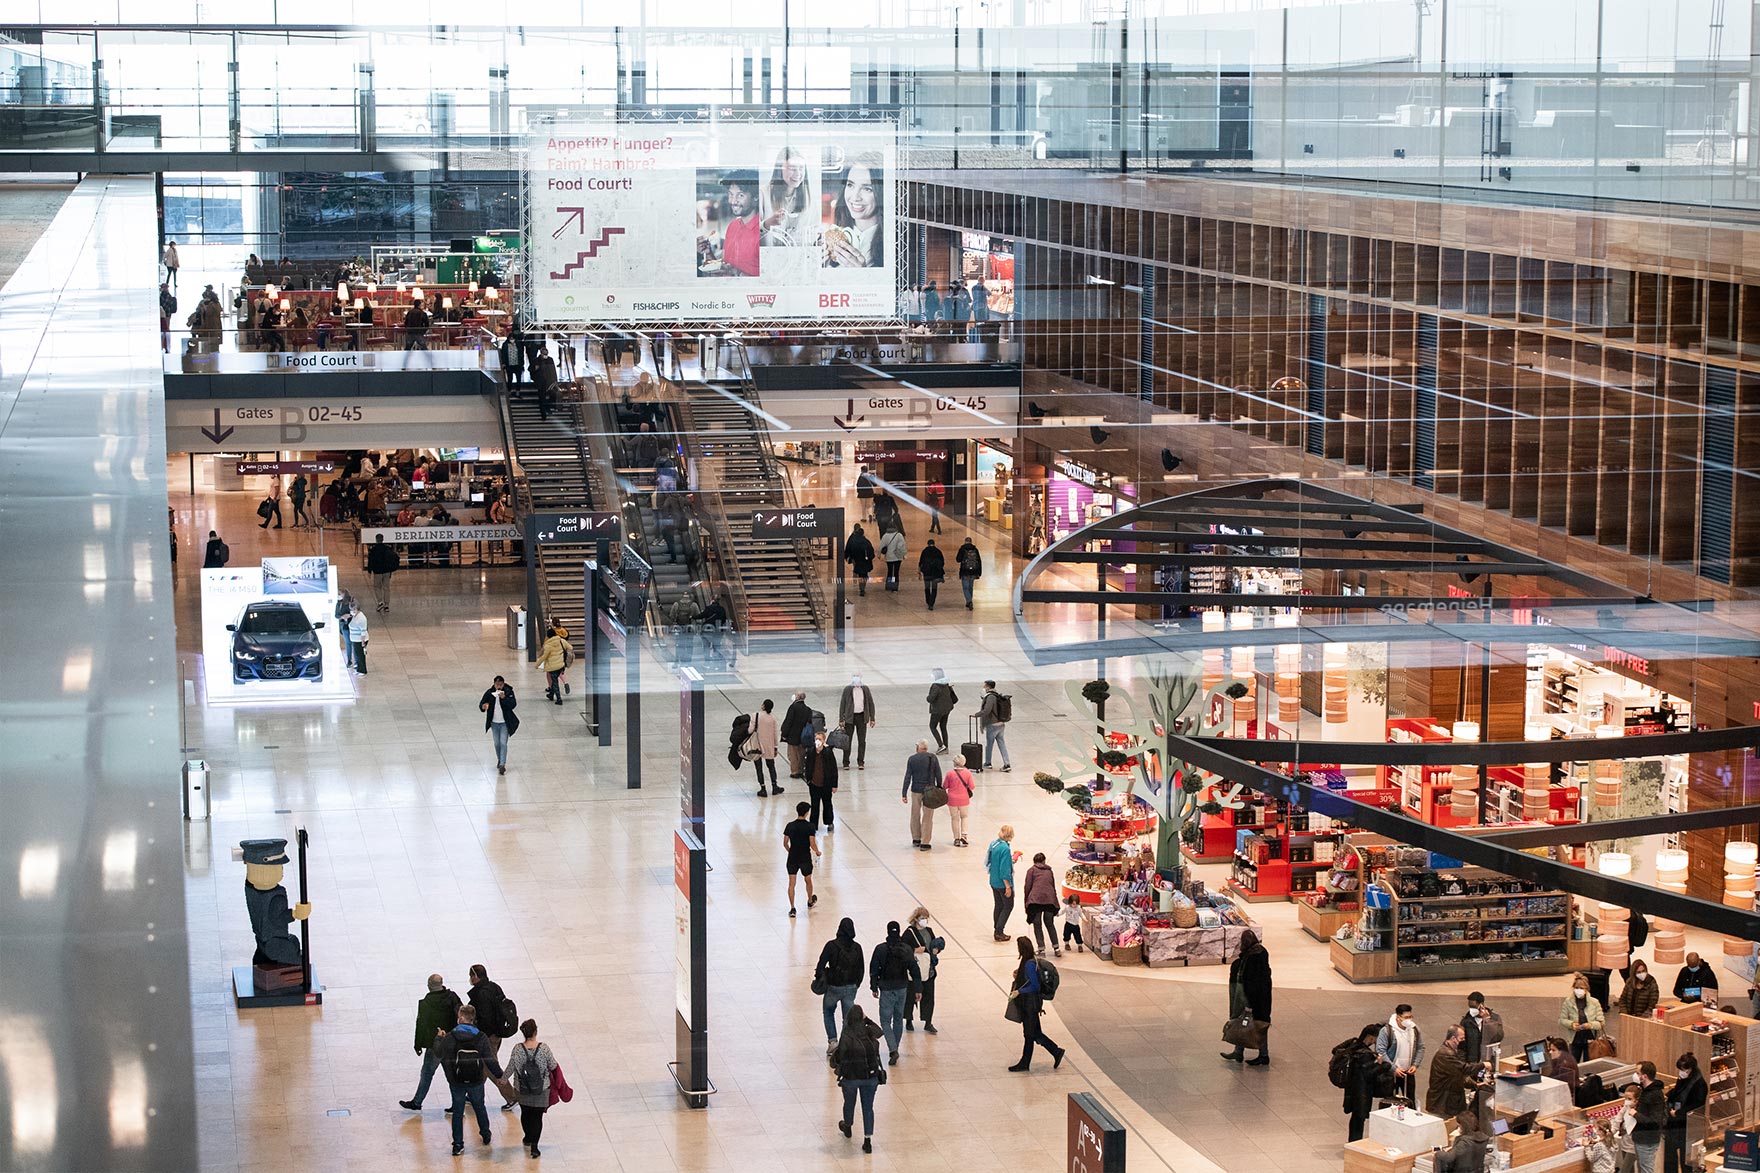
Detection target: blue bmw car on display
<box><xmin>228</xmin><ymin>601</ymin><xmax>325</xmax><ymax>682</ymax></box>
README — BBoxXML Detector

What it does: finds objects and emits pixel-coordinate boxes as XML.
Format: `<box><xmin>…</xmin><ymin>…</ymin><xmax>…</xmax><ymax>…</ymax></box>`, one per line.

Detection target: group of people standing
<box><xmin>901</xmin><ymin>278</ymin><xmax>994</xmax><ymax>335</ymax></box>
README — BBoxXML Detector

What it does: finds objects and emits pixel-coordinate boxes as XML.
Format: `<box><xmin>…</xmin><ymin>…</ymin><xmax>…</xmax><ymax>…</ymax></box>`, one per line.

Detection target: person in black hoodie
<box><xmin>1343</xmin><ymin>1023</ymin><xmax>1387</xmax><ymax>1142</ymax></box>
<box><xmin>869</xmin><ymin>921</ymin><xmax>922</xmax><ymax>1067</ymax></box>
<box><xmin>830</xmin><ymin>1002</ymin><xmax>885</xmax><ymax>1155</ymax></box>
<box><xmin>815</xmin><ymin>917</ymin><xmax>866</xmax><ymax>1053</ymax></box>
<box><xmin>1633</xmin><ymin>1061</ymin><xmax>1667</xmax><ymax>1172</ymax></box>
<box><xmin>401</xmin><ymin>973</ymin><xmax>463</xmax><ymax>1111</ymax></box>
<box><xmin>1220</xmin><ymin>929</ymin><xmax>1273</xmax><ymax>1065</ymax></box>
<box><xmin>844</xmin><ymin>524</ymin><xmax>876</xmax><ymax>596</ymax></box>
<box><xmin>781</xmin><ymin>691</ymin><xmax>811</xmax><ymax>779</ymax></box>
<box><xmin>466</xmin><ymin>964</ymin><xmax>518</xmax><ymax>1111</ymax></box>
<box><xmin>203</xmin><ymin>530</ymin><xmax>228</xmax><ymax>568</ymax></box>
<box><xmin>1665</xmin><ymin>1052</ymin><xmax>1707</xmax><ymax>1173</ymax></box>
<box><xmin>955</xmin><ymin>537</ymin><xmax>982</xmax><ymax>609</ymax></box>
<box><xmin>436</xmin><ymin>1004</ymin><xmax>505</xmax><ymax>1155</ymax></box>
<box><xmin>917</xmin><ymin>538</ymin><xmax>946</xmax><ymax>610</ymax></box>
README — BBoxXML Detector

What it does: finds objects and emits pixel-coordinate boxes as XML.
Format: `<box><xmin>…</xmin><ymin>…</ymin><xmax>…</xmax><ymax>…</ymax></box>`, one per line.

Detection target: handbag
<box><xmin>811</xmin><ymin>976</ymin><xmax>827</xmax><ymax>996</ymax></box>
<box><xmin>921</xmin><ymin>784</ymin><xmax>949</xmax><ymax>810</ymax></box>
<box><xmin>827</xmin><ymin>726</ymin><xmax>851</xmax><ymax>752</ymax></box>
<box><xmin>257</xmin><ymin>499</ymin><xmax>274</xmax><ymax>519</ymax></box>
<box><xmin>1221</xmin><ymin>1012</ymin><xmax>1266</xmax><ymax>1051</ymax></box>
<box><xmin>1005</xmin><ymin>997</ymin><xmax>1025</xmax><ymax>1023</ymax></box>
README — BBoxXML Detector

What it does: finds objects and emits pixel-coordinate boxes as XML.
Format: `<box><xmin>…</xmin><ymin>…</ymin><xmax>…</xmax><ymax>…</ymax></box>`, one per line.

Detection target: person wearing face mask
<box><xmin>902</xmin><ymin>907</ymin><xmax>944</xmax><ymax>1036</ymax></box>
<box><xmin>1560</xmin><ymin>973</ymin><xmax>1606</xmax><ymax>1061</ymax></box>
<box><xmin>1460</xmin><ymin>992</ymin><xmax>1504</xmax><ymax>1065</ymax></box>
<box><xmin>1632</xmin><ymin>1061</ymin><xmax>1667</xmax><ymax>1173</ymax></box>
<box><xmin>1672</xmin><ymin>952</ymin><xmax>1719</xmax><ymax>1004</ymax></box>
<box><xmin>838</xmin><ymin>674</ymin><xmax>877</xmax><ymax>771</ymax></box>
<box><xmin>806</xmin><ymin>731</ymin><xmax>840</xmax><ymax>834</ymax></box>
<box><xmin>1375</xmin><ymin>1004</ymin><xmax>1424</xmax><ymax>1105</ymax></box>
<box><xmin>1618</xmin><ymin>960</ymin><xmax>1661</xmax><ymax>1019</ymax></box>
<box><xmin>1425</xmin><ymin>1024</ymin><xmax>1474</xmax><ymax>1119</ymax></box>
<box><xmin>1664</xmin><ymin>1053</ymin><xmax>1706</xmax><ymax>1173</ymax></box>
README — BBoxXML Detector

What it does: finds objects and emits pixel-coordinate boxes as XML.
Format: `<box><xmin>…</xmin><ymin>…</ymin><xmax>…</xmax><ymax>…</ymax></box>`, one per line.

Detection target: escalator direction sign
<box><xmin>751</xmin><ymin>505</ymin><xmax>842</xmax><ymax>538</ymax></box>
<box><xmin>531</xmin><ymin>511</ymin><xmax>621</xmax><ymax>543</ymax></box>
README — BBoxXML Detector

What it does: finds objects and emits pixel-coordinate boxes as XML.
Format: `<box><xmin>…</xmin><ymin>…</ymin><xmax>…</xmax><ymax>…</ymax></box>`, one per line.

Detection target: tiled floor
<box><xmin>171</xmin><ymin>460</ymin><xmax>1737</xmax><ymax>1172</ymax></box>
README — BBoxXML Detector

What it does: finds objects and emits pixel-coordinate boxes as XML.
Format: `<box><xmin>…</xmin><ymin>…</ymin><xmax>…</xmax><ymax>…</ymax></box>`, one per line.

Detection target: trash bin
<box><xmin>182</xmin><ymin>760</ymin><xmax>211</xmax><ymax>821</ymax></box>
<box><xmin>506</xmin><ymin>605</ymin><xmax>527</xmax><ymax>650</ymax></box>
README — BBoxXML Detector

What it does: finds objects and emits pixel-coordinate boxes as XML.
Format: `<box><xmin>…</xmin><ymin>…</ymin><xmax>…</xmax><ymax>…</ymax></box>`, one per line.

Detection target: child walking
<box><xmin>1061</xmin><ymin>893</ymin><xmax>1085</xmax><ymax>953</ymax></box>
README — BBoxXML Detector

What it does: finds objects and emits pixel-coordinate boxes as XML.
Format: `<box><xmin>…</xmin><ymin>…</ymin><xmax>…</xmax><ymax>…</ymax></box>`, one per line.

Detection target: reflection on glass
<box><xmin>18</xmin><ymin>843</ymin><xmax>60</xmax><ymax>900</ymax></box>
<box><xmin>101</xmin><ymin>829</ymin><xmax>138</xmax><ymax>893</ymax></box>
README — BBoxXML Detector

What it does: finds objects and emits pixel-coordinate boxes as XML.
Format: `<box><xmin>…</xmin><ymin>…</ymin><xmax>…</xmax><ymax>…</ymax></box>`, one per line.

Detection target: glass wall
<box><xmin>0</xmin><ymin>0</ymin><xmax>1753</xmax><ymax>211</ymax></box>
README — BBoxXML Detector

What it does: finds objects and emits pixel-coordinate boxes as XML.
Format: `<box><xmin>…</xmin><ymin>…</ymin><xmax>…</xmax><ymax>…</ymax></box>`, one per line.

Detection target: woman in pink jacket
<box><xmin>942</xmin><ymin>754</ymin><xmax>977</xmax><ymax>847</ymax></box>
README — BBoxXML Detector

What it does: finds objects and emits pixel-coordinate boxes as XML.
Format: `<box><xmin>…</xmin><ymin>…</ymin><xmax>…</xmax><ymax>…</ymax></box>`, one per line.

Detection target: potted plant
<box><xmin>1033</xmin><ymin>771</ymin><xmax>1065</xmax><ymax>794</ymax></box>
<box><xmin>1080</xmin><ymin>679</ymin><xmax>1111</xmax><ymax>706</ymax></box>
<box><xmin>1225</xmin><ymin>680</ymin><xmax>1254</xmax><ymax>734</ymax></box>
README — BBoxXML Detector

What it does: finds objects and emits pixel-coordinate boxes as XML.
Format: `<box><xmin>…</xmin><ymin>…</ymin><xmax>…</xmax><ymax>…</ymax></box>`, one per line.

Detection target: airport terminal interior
<box><xmin>6</xmin><ymin>2</ymin><xmax>1760</xmax><ymax>1171</ymax></box>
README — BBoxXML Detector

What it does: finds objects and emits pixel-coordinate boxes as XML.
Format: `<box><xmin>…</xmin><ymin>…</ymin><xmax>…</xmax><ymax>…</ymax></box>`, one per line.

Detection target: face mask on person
<box><xmin>1468</xmin><ymin>1008</ymin><xmax>1480</xmax><ymax>1018</ymax></box>
<box><xmin>815</xmin><ymin>738</ymin><xmax>825</xmax><ymax>751</ymax></box>
<box><xmin>1575</xmin><ymin>986</ymin><xmax>1588</xmax><ymax>997</ymax></box>
<box><xmin>1399</xmin><ymin>1016</ymin><xmax>1413</xmax><ymax>1030</ymax></box>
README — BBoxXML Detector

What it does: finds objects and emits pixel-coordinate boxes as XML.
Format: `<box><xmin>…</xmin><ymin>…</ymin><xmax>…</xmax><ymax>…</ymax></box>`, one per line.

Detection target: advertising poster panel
<box><xmin>528</xmin><ymin>118</ymin><xmax>899</xmax><ymax>323</ymax></box>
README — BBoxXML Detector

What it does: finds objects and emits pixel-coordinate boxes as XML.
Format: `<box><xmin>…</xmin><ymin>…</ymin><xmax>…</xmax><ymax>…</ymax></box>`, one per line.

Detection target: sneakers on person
<box><xmin>497</xmin><ymin>764</ymin><xmax>505</xmax><ymax>776</ymax></box>
<box><xmin>838</xmin><ymin>1120</ymin><xmax>852</xmax><ymax>1139</ymax></box>
<box><xmin>808</xmin><ymin>894</ymin><xmax>818</xmax><ymax>908</ymax></box>
<box><xmin>399</xmin><ymin>1100</ymin><xmax>421</xmax><ymax>1111</ymax></box>
<box><xmin>862</xmin><ymin>1138</ymin><xmax>872</xmax><ymax>1153</ymax></box>
<box><xmin>1007</xmin><ymin>1062</ymin><xmax>1030</xmax><ymax>1072</ymax></box>
<box><xmin>772</xmin><ymin>784</ymin><xmax>783</xmax><ymax>793</ymax></box>
<box><xmin>924</xmin><ymin>1024</ymin><xmax>938</xmax><ymax>1035</ymax></box>
<box><xmin>1003</xmin><ymin>764</ymin><xmax>1012</xmax><ymax>772</ymax></box>
<box><xmin>501</xmin><ymin>1102</ymin><xmax>515</xmax><ymax>1112</ymax></box>
<box><xmin>1054</xmin><ymin>1048</ymin><xmax>1066</xmax><ymax>1069</ymax></box>
<box><xmin>789</xmin><ymin>907</ymin><xmax>796</xmax><ymax>918</ymax></box>
<box><xmin>888</xmin><ymin>1051</ymin><xmax>898</xmax><ymax>1066</ymax></box>
<box><xmin>452</xmin><ymin>1144</ymin><xmax>464</xmax><ymax>1156</ymax></box>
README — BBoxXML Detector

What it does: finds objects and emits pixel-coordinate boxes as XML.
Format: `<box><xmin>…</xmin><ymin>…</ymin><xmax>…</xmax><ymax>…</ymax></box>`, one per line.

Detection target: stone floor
<box><xmin>0</xmin><ymin>181</ymin><xmax>74</xmax><ymax>288</ymax></box>
<box><xmin>170</xmin><ymin>450</ymin><xmax>1739</xmax><ymax>1172</ymax></box>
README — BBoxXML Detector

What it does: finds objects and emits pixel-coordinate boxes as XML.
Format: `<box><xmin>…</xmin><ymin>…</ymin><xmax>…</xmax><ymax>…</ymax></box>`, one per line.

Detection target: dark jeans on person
<box><xmin>929</xmin><ymin>712</ymin><xmax>950</xmax><ymax>750</ymax></box>
<box><xmin>906</xmin><ymin>972</ymin><xmax>935</xmax><ymax>1027</ymax></box>
<box><xmin>519</xmin><ymin>1104</ymin><xmax>546</xmax><ymax>1148</ymax></box>
<box><xmin>1062</xmin><ymin>922</ymin><xmax>1082</xmax><ymax>948</ymax></box>
<box><xmin>751</xmin><ymin>756</ymin><xmax>778</xmax><ymax>788</ymax></box>
<box><xmin>1664</xmin><ymin>1127</ymin><xmax>1692</xmax><ymax>1173</ymax></box>
<box><xmin>841</xmin><ymin>720</ymin><xmax>867</xmax><ymax>768</ymax></box>
<box><xmin>885</xmin><ymin>560</ymin><xmax>902</xmax><ymax>590</ymax></box>
<box><xmin>449</xmin><ymin>1082</ymin><xmax>490</xmax><ymax>1147</ymax></box>
<box><xmin>961</xmin><ymin>576</ymin><xmax>976</xmax><ymax>607</ymax></box>
<box><xmin>1570</xmin><ymin>1029</ymin><xmax>1596</xmax><ymax>1062</ymax></box>
<box><xmin>809</xmin><ymin>784</ymin><xmax>835</xmax><ymax>831</ymax></box>
<box><xmin>410</xmin><ymin>1046</ymin><xmax>443</xmax><ymax>1105</ymax></box>
<box><xmin>259</xmin><ymin>499</ymin><xmax>282</xmax><ymax>528</ymax></box>
<box><xmin>1027</xmin><ymin>904</ymin><xmax>1059</xmax><ymax>952</ymax></box>
<box><xmin>291</xmin><ymin>498</ymin><xmax>308</xmax><ymax>525</ymax></box>
<box><xmin>353</xmin><ymin>641</ymin><xmax>367</xmax><ymax>674</ymax></box>
<box><xmin>924</xmin><ymin>578</ymin><xmax>941</xmax><ymax>608</ymax></box>
<box><xmin>992</xmin><ymin>885</ymin><xmax>1014</xmax><ymax>937</ymax></box>
<box><xmin>1348</xmin><ymin>1111</ymin><xmax>1370</xmax><ymax>1143</ymax></box>
<box><xmin>546</xmin><ymin>669</ymin><xmax>564</xmax><ymax>701</ymax></box>
<box><xmin>841</xmin><ymin>1077</ymin><xmax>878</xmax><ymax>1137</ymax></box>
<box><xmin>1016</xmin><ymin>993</ymin><xmax>1063</xmax><ymax>1067</ymax></box>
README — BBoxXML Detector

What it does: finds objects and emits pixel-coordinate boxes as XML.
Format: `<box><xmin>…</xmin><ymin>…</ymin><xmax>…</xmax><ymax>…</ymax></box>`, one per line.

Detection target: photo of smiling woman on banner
<box><xmin>823</xmin><ymin>152</ymin><xmax>884</xmax><ymax>269</ymax></box>
<box><xmin>762</xmin><ymin>146</ymin><xmax>820</xmax><ymax>248</ymax></box>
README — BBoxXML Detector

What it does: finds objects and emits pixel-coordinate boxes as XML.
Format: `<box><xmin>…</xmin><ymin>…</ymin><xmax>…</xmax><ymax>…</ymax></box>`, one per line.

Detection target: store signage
<box><xmin>1377</xmin><ymin>597</ymin><xmax>1489</xmax><ymax>618</ymax></box>
<box><xmin>856</xmin><ymin>444</ymin><xmax>948</xmax><ymax>463</ymax></box>
<box><xmin>1067</xmin><ymin>1093</ymin><xmax>1125</xmax><ymax>1173</ymax></box>
<box><xmin>168</xmin><ymin>397</ymin><xmax>501</xmax><ymax>451</ymax></box>
<box><xmin>1603</xmin><ymin>647</ymin><xmax>1654</xmax><ymax>677</ymax></box>
<box><xmin>740</xmin><ymin>385</ymin><xmax>1021</xmax><ymax>441</ymax></box>
<box><xmin>236</xmin><ymin>460</ymin><xmax>337</xmax><ymax>475</ymax></box>
<box><xmin>1055</xmin><ymin>459</ymin><xmax>1103</xmax><ymax>487</ymax></box>
<box><xmin>1446</xmin><ymin>584</ymin><xmax>1474</xmax><ymax>599</ymax></box>
<box><xmin>181</xmin><ymin>349</ymin><xmax>491</xmax><ymax>375</ymax></box>
<box><xmin>360</xmin><ymin>524</ymin><xmax>520</xmax><ymax>544</ymax></box>
<box><xmin>674</xmin><ymin>830</ymin><xmax>694</xmax><ymax>1025</ymax></box>
<box><xmin>751</xmin><ymin>505</ymin><xmax>842</xmax><ymax>538</ymax></box>
<box><xmin>529</xmin><ymin>511</ymin><xmax>620</xmax><ymax>543</ymax></box>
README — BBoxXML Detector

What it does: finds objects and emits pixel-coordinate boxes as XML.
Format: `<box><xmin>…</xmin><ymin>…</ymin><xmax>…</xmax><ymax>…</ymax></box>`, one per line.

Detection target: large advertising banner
<box><xmin>528</xmin><ymin>119</ymin><xmax>899</xmax><ymax>323</ymax></box>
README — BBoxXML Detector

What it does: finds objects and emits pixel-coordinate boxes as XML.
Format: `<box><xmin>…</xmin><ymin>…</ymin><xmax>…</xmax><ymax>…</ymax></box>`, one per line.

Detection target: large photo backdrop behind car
<box><xmin>198</xmin><ymin>562</ymin><xmax>356</xmax><ymax>706</ymax></box>
<box><xmin>527</xmin><ymin>116</ymin><xmax>899</xmax><ymax>323</ymax></box>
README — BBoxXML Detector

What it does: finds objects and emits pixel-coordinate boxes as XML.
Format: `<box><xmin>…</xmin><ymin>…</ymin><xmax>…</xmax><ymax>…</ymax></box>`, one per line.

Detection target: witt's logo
<box><xmin>745</xmin><ymin>293</ymin><xmax>778</xmax><ymax>308</ymax></box>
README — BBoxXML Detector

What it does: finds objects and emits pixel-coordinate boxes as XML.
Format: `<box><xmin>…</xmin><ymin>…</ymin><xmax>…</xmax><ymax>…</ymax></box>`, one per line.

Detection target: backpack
<box><xmin>514</xmin><ymin>1046</ymin><xmax>546</xmax><ymax>1097</ymax></box>
<box><xmin>728</xmin><ymin>713</ymin><xmax>752</xmax><ymax>769</ymax></box>
<box><xmin>959</xmin><ymin>546</ymin><xmax>981</xmax><ymax>575</ymax></box>
<box><xmin>1328</xmin><ymin>1037</ymin><xmax>1357</xmax><ymax>1089</ymax></box>
<box><xmin>835</xmin><ymin>1030</ymin><xmax>880</xmax><ymax>1080</ymax></box>
<box><xmin>1037</xmin><ymin>958</ymin><xmax>1060</xmax><ymax>1000</ymax></box>
<box><xmin>257</xmin><ymin>499</ymin><xmax>274</xmax><ymax>519</ymax></box>
<box><xmin>215</xmin><ymin>541</ymin><xmax>230</xmax><ymax>563</ymax></box>
<box><xmin>880</xmin><ymin>943</ymin><xmax>912</xmax><ymax>983</ymax></box>
<box><xmin>740</xmin><ymin>713</ymin><xmax>763</xmax><ymax>762</ymax></box>
<box><xmin>446</xmin><ymin>1030</ymin><xmax>488</xmax><ymax>1084</ymax></box>
<box><xmin>495</xmin><ymin>993</ymin><xmax>519</xmax><ymax>1038</ymax></box>
<box><xmin>994</xmin><ymin>694</ymin><xmax>1013</xmax><ymax>723</ymax></box>
<box><xmin>810</xmin><ymin>709</ymin><xmax>827</xmax><ymax>735</ymax></box>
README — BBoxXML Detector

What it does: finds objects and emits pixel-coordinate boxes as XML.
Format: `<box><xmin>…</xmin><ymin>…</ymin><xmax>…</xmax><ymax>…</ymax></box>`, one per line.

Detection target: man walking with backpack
<box><xmin>436</xmin><ymin>1004</ymin><xmax>504</xmax><ymax>1155</ymax></box>
<box><xmin>869</xmin><ymin>921</ymin><xmax>922</xmax><ymax>1067</ymax></box>
<box><xmin>401</xmin><ymin>973</ymin><xmax>463</xmax><ymax>1112</ymax></box>
<box><xmin>466</xmin><ymin>964</ymin><xmax>519</xmax><ymax>1112</ymax></box>
<box><xmin>955</xmin><ymin>537</ymin><xmax>982</xmax><ymax>609</ymax></box>
<box><xmin>366</xmin><ymin>533</ymin><xmax>400</xmax><ymax>613</ymax></box>
<box><xmin>815</xmin><ymin>917</ymin><xmax>865</xmax><ymax>1054</ymax></box>
<box><xmin>976</xmin><ymin>680</ymin><xmax>1012</xmax><ymax>772</ymax></box>
<box><xmin>917</xmin><ymin>538</ymin><xmax>946</xmax><ymax>610</ymax></box>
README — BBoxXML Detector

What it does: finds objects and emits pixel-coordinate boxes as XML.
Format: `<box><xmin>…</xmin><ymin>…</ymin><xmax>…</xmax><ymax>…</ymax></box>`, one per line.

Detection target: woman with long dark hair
<box><xmin>762</xmin><ymin>146</ymin><xmax>817</xmax><ymax>246</ymax></box>
<box><xmin>831</xmin><ymin>1002</ymin><xmax>885</xmax><ymax>1153</ymax></box>
<box><xmin>825</xmin><ymin>153</ymin><xmax>884</xmax><ymax>269</ymax></box>
<box><xmin>1006</xmin><ymin>935</ymin><xmax>1065</xmax><ymax>1072</ymax></box>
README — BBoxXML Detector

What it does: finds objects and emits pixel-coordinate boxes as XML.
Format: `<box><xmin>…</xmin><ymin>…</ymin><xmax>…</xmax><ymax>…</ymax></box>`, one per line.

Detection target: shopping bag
<box><xmin>1005</xmin><ymin>998</ymin><xmax>1025</xmax><ymax>1023</ymax></box>
<box><xmin>1221</xmin><ymin>1012</ymin><xmax>1265</xmax><ymax>1050</ymax></box>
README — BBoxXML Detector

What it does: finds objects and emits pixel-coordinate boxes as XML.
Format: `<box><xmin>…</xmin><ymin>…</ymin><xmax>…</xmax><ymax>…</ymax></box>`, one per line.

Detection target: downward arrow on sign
<box><xmin>833</xmin><ymin>398</ymin><xmax>866</xmax><ymax>432</ymax></box>
<box><xmin>201</xmin><ymin>409</ymin><xmax>235</xmax><ymax>445</ymax></box>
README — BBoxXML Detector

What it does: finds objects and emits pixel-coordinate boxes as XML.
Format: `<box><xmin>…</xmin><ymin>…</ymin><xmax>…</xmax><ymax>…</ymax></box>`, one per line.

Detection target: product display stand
<box><xmin>1064</xmin><ymin>796</ymin><xmax>1158</xmax><ymax>905</ymax></box>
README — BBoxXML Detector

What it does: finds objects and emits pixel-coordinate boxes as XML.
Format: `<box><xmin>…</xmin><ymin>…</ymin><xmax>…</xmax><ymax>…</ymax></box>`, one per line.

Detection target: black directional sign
<box><xmin>750</xmin><ymin>505</ymin><xmax>843</xmax><ymax>538</ymax></box>
<box><xmin>531</xmin><ymin>511</ymin><xmax>621</xmax><ymax>543</ymax></box>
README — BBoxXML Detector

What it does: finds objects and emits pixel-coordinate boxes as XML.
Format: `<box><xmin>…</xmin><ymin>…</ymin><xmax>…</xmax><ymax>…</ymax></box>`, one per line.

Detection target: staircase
<box><xmin>679</xmin><ymin>380</ymin><xmax>827</xmax><ymax>645</ymax></box>
<box><xmin>504</xmin><ymin>394</ymin><xmax>603</xmax><ymax>651</ymax></box>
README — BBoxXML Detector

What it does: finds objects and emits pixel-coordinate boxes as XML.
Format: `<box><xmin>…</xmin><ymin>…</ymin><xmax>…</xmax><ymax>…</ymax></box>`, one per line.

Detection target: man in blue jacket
<box><xmin>437</xmin><ymin>1004</ymin><xmax>505</xmax><ymax>1155</ymax></box>
<box><xmin>987</xmin><ymin>825</ymin><xmax>1016</xmax><ymax>940</ymax></box>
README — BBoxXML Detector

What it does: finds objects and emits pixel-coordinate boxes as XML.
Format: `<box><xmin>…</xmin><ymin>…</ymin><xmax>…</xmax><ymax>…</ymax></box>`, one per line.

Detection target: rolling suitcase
<box><xmin>961</xmin><ymin>715</ymin><xmax>985</xmax><ymax>773</ymax></box>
